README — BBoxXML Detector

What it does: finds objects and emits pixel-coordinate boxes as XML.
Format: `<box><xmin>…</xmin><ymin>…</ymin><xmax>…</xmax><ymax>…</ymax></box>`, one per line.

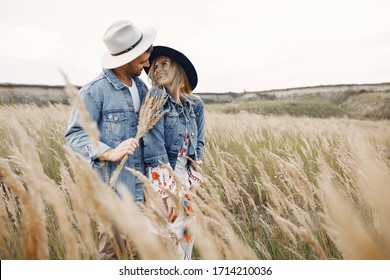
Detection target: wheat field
<box><xmin>0</xmin><ymin>103</ymin><xmax>390</xmax><ymax>260</ymax></box>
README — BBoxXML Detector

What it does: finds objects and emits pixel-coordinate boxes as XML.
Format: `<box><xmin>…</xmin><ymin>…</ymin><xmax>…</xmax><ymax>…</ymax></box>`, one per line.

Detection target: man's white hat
<box><xmin>101</xmin><ymin>20</ymin><xmax>157</xmax><ymax>69</ymax></box>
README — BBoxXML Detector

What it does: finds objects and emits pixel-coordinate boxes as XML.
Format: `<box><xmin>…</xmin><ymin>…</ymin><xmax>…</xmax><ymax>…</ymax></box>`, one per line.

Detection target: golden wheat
<box><xmin>1</xmin><ymin>104</ymin><xmax>390</xmax><ymax>259</ymax></box>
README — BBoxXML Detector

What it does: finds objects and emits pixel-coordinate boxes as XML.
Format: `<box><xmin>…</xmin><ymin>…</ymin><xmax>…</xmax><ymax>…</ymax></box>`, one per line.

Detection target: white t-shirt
<box><xmin>127</xmin><ymin>78</ymin><xmax>140</xmax><ymax>113</ymax></box>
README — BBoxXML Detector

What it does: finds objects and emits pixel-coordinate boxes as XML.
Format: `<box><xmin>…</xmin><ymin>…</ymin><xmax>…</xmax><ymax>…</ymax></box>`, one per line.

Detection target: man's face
<box><xmin>124</xmin><ymin>50</ymin><xmax>151</xmax><ymax>77</ymax></box>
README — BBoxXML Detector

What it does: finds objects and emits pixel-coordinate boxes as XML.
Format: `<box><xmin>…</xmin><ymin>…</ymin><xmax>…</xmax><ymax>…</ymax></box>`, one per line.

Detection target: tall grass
<box><xmin>0</xmin><ymin>104</ymin><xmax>389</xmax><ymax>259</ymax></box>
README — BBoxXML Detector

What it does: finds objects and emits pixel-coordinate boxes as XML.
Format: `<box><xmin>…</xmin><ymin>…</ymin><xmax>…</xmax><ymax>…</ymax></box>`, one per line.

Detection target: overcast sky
<box><xmin>1</xmin><ymin>0</ymin><xmax>389</xmax><ymax>93</ymax></box>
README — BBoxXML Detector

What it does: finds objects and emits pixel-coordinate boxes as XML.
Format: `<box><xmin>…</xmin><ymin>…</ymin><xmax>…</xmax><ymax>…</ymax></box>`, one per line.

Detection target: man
<box><xmin>65</xmin><ymin>20</ymin><xmax>157</xmax><ymax>259</ymax></box>
<box><xmin>64</xmin><ymin>20</ymin><xmax>157</xmax><ymax>203</ymax></box>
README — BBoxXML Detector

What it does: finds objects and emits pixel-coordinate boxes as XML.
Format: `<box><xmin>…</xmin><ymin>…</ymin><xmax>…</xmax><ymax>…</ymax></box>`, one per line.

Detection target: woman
<box><xmin>143</xmin><ymin>46</ymin><xmax>204</xmax><ymax>259</ymax></box>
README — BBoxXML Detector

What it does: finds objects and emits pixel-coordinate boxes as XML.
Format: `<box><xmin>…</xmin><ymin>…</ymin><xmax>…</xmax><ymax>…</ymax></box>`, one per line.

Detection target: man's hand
<box><xmin>98</xmin><ymin>138</ymin><xmax>139</xmax><ymax>162</ymax></box>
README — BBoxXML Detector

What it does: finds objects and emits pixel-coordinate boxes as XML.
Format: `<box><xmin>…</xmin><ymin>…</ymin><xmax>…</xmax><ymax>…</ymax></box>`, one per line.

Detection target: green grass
<box><xmin>207</xmin><ymin>99</ymin><xmax>346</xmax><ymax>118</ymax></box>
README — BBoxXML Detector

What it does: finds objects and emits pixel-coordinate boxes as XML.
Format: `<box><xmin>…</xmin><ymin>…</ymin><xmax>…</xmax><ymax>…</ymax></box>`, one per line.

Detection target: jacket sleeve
<box><xmin>64</xmin><ymin>89</ymin><xmax>111</xmax><ymax>163</ymax></box>
<box><xmin>193</xmin><ymin>97</ymin><xmax>205</xmax><ymax>160</ymax></box>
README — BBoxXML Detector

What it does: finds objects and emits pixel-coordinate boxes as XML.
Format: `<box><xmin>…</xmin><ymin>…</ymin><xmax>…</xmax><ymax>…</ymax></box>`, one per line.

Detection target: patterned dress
<box><xmin>147</xmin><ymin>129</ymin><xmax>202</xmax><ymax>259</ymax></box>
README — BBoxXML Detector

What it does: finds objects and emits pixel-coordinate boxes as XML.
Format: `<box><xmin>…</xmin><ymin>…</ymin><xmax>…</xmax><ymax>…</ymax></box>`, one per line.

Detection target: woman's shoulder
<box><xmin>191</xmin><ymin>94</ymin><xmax>204</xmax><ymax>109</ymax></box>
<box><xmin>148</xmin><ymin>86</ymin><xmax>166</xmax><ymax>97</ymax></box>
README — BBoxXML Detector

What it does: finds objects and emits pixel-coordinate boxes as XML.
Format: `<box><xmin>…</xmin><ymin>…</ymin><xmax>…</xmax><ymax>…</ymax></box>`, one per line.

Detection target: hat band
<box><xmin>111</xmin><ymin>34</ymin><xmax>143</xmax><ymax>56</ymax></box>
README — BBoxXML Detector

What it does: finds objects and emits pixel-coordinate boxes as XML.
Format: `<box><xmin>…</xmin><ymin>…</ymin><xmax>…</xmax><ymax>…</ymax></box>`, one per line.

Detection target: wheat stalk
<box><xmin>109</xmin><ymin>88</ymin><xmax>168</xmax><ymax>187</ymax></box>
<box><xmin>61</xmin><ymin>71</ymin><xmax>100</xmax><ymax>148</ymax></box>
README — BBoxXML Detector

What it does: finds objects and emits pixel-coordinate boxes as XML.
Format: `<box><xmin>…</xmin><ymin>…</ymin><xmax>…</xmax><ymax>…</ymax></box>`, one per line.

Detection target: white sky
<box><xmin>0</xmin><ymin>0</ymin><xmax>389</xmax><ymax>93</ymax></box>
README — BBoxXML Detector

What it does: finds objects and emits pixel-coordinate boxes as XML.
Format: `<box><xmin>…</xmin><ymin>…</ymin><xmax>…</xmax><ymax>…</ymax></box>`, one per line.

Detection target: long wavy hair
<box><xmin>148</xmin><ymin>56</ymin><xmax>197</xmax><ymax>104</ymax></box>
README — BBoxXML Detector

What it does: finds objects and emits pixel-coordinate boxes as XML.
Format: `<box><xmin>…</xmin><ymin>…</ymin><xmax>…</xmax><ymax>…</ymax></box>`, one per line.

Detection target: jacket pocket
<box><xmin>164</xmin><ymin>111</ymin><xmax>179</xmax><ymax>129</ymax></box>
<box><xmin>103</xmin><ymin>110</ymin><xmax>127</xmax><ymax>143</ymax></box>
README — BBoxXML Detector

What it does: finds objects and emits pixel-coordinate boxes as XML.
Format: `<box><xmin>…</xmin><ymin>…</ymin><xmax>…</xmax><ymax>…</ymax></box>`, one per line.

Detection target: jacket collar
<box><xmin>103</xmin><ymin>68</ymin><xmax>143</xmax><ymax>90</ymax></box>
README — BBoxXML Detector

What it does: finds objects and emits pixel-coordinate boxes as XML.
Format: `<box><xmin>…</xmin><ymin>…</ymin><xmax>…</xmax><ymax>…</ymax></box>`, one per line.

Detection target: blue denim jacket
<box><xmin>64</xmin><ymin>68</ymin><xmax>147</xmax><ymax>202</ymax></box>
<box><xmin>143</xmin><ymin>88</ymin><xmax>205</xmax><ymax>169</ymax></box>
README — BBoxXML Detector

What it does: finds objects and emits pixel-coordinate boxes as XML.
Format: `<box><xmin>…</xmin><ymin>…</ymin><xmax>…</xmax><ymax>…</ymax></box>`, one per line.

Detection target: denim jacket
<box><xmin>143</xmin><ymin>88</ymin><xmax>205</xmax><ymax>169</ymax></box>
<box><xmin>64</xmin><ymin>68</ymin><xmax>147</xmax><ymax>202</ymax></box>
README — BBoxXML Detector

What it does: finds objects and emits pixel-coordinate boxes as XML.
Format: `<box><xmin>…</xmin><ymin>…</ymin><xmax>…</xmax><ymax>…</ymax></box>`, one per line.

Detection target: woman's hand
<box><xmin>164</xmin><ymin>196</ymin><xmax>178</xmax><ymax>223</ymax></box>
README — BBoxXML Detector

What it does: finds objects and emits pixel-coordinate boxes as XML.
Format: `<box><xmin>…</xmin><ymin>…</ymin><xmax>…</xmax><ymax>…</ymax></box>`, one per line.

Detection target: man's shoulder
<box><xmin>80</xmin><ymin>72</ymin><xmax>108</xmax><ymax>94</ymax></box>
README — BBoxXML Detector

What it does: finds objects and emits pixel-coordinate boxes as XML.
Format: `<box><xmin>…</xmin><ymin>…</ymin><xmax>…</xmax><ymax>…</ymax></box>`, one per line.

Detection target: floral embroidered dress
<box><xmin>147</xmin><ymin>129</ymin><xmax>202</xmax><ymax>259</ymax></box>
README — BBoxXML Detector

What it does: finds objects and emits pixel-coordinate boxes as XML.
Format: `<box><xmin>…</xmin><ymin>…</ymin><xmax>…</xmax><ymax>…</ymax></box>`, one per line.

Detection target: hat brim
<box><xmin>145</xmin><ymin>46</ymin><xmax>198</xmax><ymax>90</ymax></box>
<box><xmin>101</xmin><ymin>27</ymin><xmax>157</xmax><ymax>69</ymax></box>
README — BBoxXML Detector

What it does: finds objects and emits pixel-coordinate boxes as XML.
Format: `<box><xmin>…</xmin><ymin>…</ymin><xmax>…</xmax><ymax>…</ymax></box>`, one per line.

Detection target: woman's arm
<box><xmin>193</xmin><ymin>97</ymin><xmax>205</xmax><ymax>160</ymax></box>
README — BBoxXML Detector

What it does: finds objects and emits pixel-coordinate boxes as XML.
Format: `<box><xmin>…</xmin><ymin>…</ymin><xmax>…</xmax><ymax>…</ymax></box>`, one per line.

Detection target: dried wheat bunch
<box><xmin>110</xmin><ymin>88</ymin><xmax>168</xmax><ymax>186</ymax></box>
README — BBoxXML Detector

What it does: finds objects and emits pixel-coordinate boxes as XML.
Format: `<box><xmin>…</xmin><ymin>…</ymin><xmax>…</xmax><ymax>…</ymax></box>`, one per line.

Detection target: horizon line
<box><xmin>1</xmin><ymin>81</ymin><xmax>390</xmax><ymax>94</ymax></box>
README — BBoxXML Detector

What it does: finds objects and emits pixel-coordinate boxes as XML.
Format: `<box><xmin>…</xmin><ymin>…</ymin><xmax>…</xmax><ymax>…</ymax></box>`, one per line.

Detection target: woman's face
<box><xmin>153</xmin><ymin>56</ymin><xmax>174</xmax><ymax>88</ymax></box>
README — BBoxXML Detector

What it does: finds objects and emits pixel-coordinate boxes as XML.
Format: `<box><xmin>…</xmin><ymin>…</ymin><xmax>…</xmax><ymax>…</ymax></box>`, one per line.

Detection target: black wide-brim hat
<box><xmin>145</xmin><ymin>46</ymin><xmax>198</xmax><ymax>90</ymax></box>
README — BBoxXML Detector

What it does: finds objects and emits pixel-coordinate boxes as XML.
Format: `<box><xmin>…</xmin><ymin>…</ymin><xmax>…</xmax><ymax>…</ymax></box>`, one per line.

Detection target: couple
<box><xmin>64</xmin><ymin>20</ymin><xmax>205</xmax><ymax>260</ymax></box>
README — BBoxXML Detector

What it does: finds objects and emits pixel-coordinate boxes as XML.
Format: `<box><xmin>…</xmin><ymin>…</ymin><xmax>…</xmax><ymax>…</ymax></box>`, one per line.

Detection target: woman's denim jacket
<box><xmin>64</xmin><ymin>68</ymin><xmax>147</xmax><ymax>202</ymax></box>
<box><xmin>143</xmin><ymin>88</ymin><xmax>205</xmax><ymax>170</ymax></box>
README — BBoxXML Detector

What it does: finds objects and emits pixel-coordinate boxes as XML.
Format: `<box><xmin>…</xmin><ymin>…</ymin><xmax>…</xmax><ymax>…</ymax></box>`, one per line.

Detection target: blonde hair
<box><xmin>148</xmin><ymin>56</ymin><xmax>195</xmax><ymax>104</ymax></box>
